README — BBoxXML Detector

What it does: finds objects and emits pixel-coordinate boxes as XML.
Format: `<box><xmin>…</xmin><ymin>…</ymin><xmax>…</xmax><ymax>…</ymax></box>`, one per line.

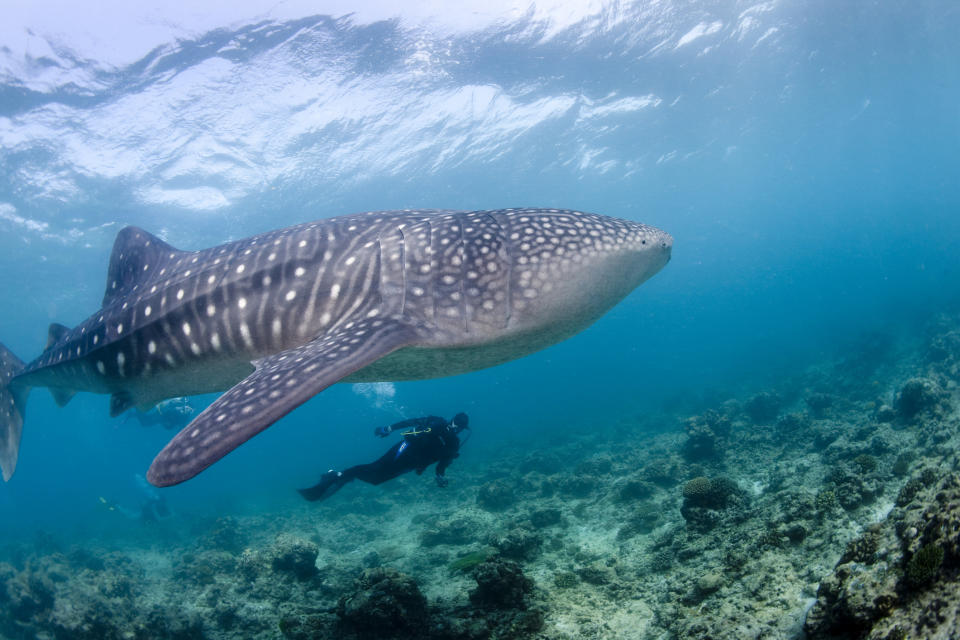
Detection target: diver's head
<box><xmin>451</xmin><ymin>413</ymin><xmax>469</xmax><ymax>433</ymax></box>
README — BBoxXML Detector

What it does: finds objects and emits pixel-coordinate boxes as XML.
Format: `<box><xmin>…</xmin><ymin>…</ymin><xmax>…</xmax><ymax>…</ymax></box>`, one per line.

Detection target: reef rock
<box><xmin>744</xmin><ymin>391</ymin><xmax>783</xmax><ymax>424</ymax></box>
<box><xmin>895</xmin><ymin>377</ymin><xmax>946</xmax><ymax>420</ymax></box>
<box><xmin>420</xmin><ymin>516</ymin><xmax>480</xmax><ymax>547</ymax></box>
<box><xmin>338</xmin><ymin>567</ymin><xmax>428</xmax><ymax>639</ymax></box>
<box><xmin>476</xmin><ymin>478</ymin><xmax>516</xmax><ymax>511</ymax></box>
<box><xmin>469</xmin><ymin>558</ymin><xmax>534</xmax><ymax>610</ymax></box>
<box><xmin>805</xmin><ymin>472</ymin><xmax>960</xmax><ymax>639</ymax></box>
<box><xmin>492</xmin><ymin>528</ymin><xmax>543</xmax><ymax>561</ymax></box>
<box><xmin>680</xmin><ymin>476</ymin><xmax>750</xmax><ymax>532</ymax></box>
<box><xmin>270</xmin><ymin>534</ymin><xmax>319</xmax><ymax>580</ymax></box>
<box><xmin>682</xmin><ymin>410</ymin><xmax>731</xmax><ymax>461</ymax></box>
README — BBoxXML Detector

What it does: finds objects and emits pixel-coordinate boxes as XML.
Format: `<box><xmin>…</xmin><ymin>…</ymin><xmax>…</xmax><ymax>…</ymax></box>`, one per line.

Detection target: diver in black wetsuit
<box><xmin>298</xmin><ymin>413</ymin><xmax>470</xmax><ymax>502</ymax></box>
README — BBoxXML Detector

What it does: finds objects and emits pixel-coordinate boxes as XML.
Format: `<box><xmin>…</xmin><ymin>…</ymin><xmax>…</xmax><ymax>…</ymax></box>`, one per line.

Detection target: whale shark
<box><xmin>0</xmin><ymin>208</ymin><xmax>671</xmax><ymax>486</ymax></box>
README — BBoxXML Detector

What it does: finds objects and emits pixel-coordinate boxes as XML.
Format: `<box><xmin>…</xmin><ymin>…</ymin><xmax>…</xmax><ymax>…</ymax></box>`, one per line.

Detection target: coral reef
<box><xmin>475</xmin><ymin>479</ymin><xmax>516</xmax><ymax>511</ymax></box>
<box><xmin>745</xmin><ymin>391</ymin><xmax>783</xmax><ymax>424</ymax></box>
<box><xmin>0</xmin><ymin>551</ymin><xmax>204</xmax><ymax>639</ymax></box>
<box><xmin>806</xmin><ymin>393</ymin><xmax>835</xmax><ymax>418</ymax></box>
<box><xmin>680</xmin><ymin>476</ymin><xmax>750</xmax><ymax>531</ymax></box>
<box><xmin>338</xmin><ymin>568</ymin><xmax>428</xmax><ymax>638</ymax></box>
<box><xmin>895</xmin><ymin>377</ymin><xmax>946</xmax><ymax>419</ymax></box>
<box><xmin>271</xmin><ymin>534</ymin><xmax>319</xmax><ymax>580</ymax></box>
<box><xmin>681</xmin><ymin>410</ymin><xmax>731</xmax><ymax>461</ymax></box>
<box><xmin>491</xmin><ymin>528</ymin><xmax>543</xmax><ymax>561</ymax></box>
<box><xmin>420</xmin><ymin>516</ymin><xmax>481</xmax><ymax>547</ymax></box>
<box><xmin>806</xmin><ymin>471</ymin><xmax>960</xmax><ymax>639</ymax></box>
<box><xmin>469</xmin><ymin>558</ymin><xmax>533</xmax><ymax>609</ymax></box>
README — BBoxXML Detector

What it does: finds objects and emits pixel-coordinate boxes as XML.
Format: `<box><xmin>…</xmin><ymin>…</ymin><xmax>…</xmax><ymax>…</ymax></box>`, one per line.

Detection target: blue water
<box><xmin>0</xmin><ymin>1</ymin><xmax>958</xmax><ymax>540</ymax></box>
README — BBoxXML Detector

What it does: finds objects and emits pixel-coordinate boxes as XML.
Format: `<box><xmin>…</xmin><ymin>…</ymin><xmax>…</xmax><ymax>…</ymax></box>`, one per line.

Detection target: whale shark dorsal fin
<box><xmin>146</xmin><ymin>316</ymin><xmax>423</xmax><ymax>487</ymax></box>
<box><xmin>45</xmin><ymin>323</ymin><xmax>70</xmax><ymax>350</ymax></box>
<box><xmin>103</xmin><ymin>226</ymin><xmax>186</xmax><ymax>307</ymax></box>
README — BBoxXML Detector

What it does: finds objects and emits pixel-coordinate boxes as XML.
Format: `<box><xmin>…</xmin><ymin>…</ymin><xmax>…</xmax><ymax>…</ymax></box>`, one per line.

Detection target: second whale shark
<box><xmin>0</xmin><ymin>208</ymin><xmax>672</xmax><ymax>486</ymax></box>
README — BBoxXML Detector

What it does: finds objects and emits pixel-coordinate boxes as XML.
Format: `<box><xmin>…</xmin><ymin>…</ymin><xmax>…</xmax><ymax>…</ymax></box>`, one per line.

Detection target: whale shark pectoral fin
<box><xmin>145</xmin><ymin>315</ymin><xmax>423</xmax><ymax>487</ymax></box>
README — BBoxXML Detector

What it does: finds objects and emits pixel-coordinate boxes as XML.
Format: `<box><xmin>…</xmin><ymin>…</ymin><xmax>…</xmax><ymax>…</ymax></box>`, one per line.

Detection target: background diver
<box><xmin>125</xmin><ymin>397</ymin><xmax>195</xmax><ymax>430</ymax></box>
<box><xmin>298</xmin><ymin>413</ymin><xmax>470</xmax><ymax>502</ymax></box>
<box><xmin>99</xmin><ymin>474</ymin><xmax>172</xmax><ymax>523</ymax></box>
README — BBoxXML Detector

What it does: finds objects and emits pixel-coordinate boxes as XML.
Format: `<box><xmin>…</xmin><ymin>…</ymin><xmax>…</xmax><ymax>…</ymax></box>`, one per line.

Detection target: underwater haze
<box><xmin>1</xmin><ymin>1</ymin><xmax>960</xmax><ymax>637</ymax></box>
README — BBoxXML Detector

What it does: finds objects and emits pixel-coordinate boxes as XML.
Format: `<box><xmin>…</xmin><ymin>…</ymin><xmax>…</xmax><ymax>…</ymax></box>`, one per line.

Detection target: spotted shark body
<box><xmin>0</xmin><ymin>208</ymin><xmax>671</xmax><ymax>486</ymax></box>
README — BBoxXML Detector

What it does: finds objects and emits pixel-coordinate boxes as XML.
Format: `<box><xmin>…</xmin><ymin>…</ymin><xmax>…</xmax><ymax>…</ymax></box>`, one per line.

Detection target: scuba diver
<box><xmin>126</xmin><ymin>397</ymin><xmax>195</xmax><ymax>430</ymax></box>
<box><xmin>99</xmin><ymin>474</ymin><xmax>172</xmax><ymax>523</ymax></box>
<box><xmin>298</xmin><ymin>413</ymin><xmax>470</xmax><ymax>502</ymax></box>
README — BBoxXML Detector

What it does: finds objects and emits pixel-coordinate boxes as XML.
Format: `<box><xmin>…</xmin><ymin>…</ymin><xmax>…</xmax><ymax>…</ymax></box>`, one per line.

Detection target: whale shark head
<box><xmin>496</xmin><ymin>209</ymin><xmax>673</xmax><ymax>333</ymax></box>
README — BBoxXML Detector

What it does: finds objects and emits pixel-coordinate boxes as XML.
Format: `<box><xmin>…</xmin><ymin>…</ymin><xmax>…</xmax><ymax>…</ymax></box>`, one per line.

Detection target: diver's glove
<box><xmin>435</xmin><ymin>474</ymin><xmax>449</xmax><ymax>488</ymax></box>
<box><xmin>374</xmin><ymin>425</ymin><xmax>391</xmax><ymax>438</ymax></box>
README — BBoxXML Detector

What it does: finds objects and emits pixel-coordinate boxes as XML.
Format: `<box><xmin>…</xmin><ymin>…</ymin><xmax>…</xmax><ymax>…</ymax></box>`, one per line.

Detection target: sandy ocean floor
<box><xmin>2</xmin><ymin>309</ymin><xmax>960</xmax><ymax>639</ymax></box>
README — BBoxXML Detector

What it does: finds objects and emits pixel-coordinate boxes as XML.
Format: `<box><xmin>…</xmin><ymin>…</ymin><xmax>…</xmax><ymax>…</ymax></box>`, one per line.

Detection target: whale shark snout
<box><xmin>660</xmin><ymin>229</ymin><xmax>674</xmax><ymax>253</ymax></box>
<box><xmin>654</xmin><ymin>228</ymin><xmax>673</xmax><ymax>266</ymax></box>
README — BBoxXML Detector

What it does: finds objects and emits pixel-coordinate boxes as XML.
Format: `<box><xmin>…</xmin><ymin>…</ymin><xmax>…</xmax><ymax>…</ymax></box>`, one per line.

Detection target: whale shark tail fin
<box><xmin>0</xmin><ymin>342</ymin><xmax>29</xmax><ymax>482</ymax></box>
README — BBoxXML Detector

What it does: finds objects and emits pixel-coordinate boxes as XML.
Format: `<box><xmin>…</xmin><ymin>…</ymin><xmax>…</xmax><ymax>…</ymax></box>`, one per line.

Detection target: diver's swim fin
<box><xmin>298</xmin><ymin>470</ymin><xmax>347</xmax><ymax>502</ymax></box>
<box><xmin>0</xmin><ymin>343</ymin><xmax>29</xmax><ymax>482</ymax></box>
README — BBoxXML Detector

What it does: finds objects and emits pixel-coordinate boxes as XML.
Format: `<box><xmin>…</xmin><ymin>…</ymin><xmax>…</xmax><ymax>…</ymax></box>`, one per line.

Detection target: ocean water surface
<box><xmin>0</xmin><ymin>1</ymin><xmax>958</xmax><ymax>637</ymax></box>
